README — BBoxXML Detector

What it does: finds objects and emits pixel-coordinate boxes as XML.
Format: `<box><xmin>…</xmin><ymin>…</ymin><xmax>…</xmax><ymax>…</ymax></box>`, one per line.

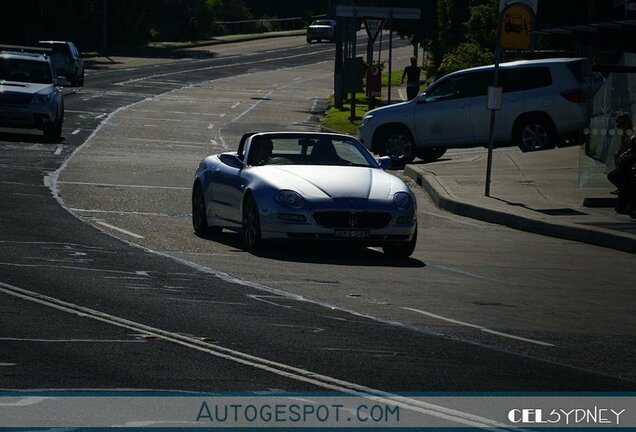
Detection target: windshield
<box><xmin>312</xmin><ymin>20</ymin><xmax>333</xmax><ymax>26</ymax></box>
<box><xmin>0</xmin><ymin>58</ymin><xmax>53</xmax><ymax>84</ymax></box>
<box><xmin>247</xmin><ymin>135</ymin><xmax>377</xmax><ymax>167</ymax></box>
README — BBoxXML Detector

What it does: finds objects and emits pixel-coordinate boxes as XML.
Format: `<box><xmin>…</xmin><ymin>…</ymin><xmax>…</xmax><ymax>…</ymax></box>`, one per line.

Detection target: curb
<box><xmin>404</xmin><ymin>165</ymin><xmax>636</xmax><ymax>254</ymax></box>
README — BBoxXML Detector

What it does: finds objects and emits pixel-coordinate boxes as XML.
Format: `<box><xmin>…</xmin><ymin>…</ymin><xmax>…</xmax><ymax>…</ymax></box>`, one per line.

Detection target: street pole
<box><xmin>387</xmin><ymin>12</ymin><xmax>393</xmax><ymax>104</ymax></box>
<box><xmin>350</xmin><ymin>9</ymin><xmax>357</xmax><ymax>121</ymax></box>
<box><xmin>102</xmin><ymin>0</ymin><xmax>108</xmax><ymax>53</ymax></box>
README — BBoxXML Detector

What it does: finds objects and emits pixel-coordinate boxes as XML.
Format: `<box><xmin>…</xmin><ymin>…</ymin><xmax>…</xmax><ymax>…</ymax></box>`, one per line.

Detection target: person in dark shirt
<box><xmin>607</xmin><ymin>114</ymin><xmax>636</xmax><ymax>217</ymax></box>
<box><xmin>401</xmin><ymin>56</ymin><xmax>424</xmax><ymax>101</ymax></box>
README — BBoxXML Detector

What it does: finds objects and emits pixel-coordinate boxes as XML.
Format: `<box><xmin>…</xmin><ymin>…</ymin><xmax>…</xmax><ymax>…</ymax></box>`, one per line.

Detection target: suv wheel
<box><xmin>416</xmin><ymin>147</ymin><xmax>447</xmax><ymax>163</ymax></box>
<box><xmin>380</xmin><ymin>128</ymin><xmax>416</xmax><ymax>166</ymax></box>
<box><xmin>43</xmin><ymin>104</ymin><xmax>64</xmax><ymax>142</ymax></box>
<box><xmin>515</xmin><ymin>116</ymin><xmax>555</xmax><ymax>152</ymax></box>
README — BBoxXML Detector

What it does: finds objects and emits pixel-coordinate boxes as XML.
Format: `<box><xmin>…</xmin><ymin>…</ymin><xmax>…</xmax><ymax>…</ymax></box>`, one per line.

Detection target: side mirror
<box><xmin>219</xmin><ymin>153</ymin><xmax>243</xmax><ymax>169</ymax></box>
<box><xmin>416</xmin><ymin>93</ymin><xmax>427</xmax><ymax>104</ymax></box>
<box><xmin>378</xmin><ymin>156</ymin><xmax>393</xmax><ymax>170</ymax></box>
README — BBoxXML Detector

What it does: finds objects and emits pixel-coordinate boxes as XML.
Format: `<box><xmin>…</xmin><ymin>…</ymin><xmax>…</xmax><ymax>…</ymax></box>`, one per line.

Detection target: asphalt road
<box><xmin>1</xmin><ymin>35</ymin><xmax>634</xmax><ymax>399</ymax></box>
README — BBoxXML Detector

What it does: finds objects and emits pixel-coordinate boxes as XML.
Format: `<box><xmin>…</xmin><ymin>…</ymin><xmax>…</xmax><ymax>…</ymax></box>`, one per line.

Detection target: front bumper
<box><xmin>0</xmin><ymin>104</ymin><xmax>57</xmax><ymax>130</ymax></box>
<box><xmin>258</xmin><ymin>200</ymin><xmax>417</xmax><ymax>245</ymax></box>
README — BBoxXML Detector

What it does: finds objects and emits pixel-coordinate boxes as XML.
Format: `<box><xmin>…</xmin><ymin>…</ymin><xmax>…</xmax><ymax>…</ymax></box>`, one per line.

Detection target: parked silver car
<box><xmin>358</xmin><ymin>58</ymin><xmax>601</xmax><ymax>165</ymax></box>
<box><xmin>38</xmin><ymin>40</ymin><xmax>84</xmax><ymax>87</ymax></box>
<box><xmin>0</xmin><ymin>46</ymin><xmax>64</xmax><ymax>141</ymax></box>
<box><xmin>192</xmin><ymin>132</ymin><xmax>418</xmax><ymax>257</ymax></box>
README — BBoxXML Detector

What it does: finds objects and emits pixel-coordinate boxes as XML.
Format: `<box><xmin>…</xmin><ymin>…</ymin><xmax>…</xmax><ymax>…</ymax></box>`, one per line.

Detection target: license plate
<box><xmin>334</xmin><ymin>229</ymin><xmax>369</xmax><ymax>239</ymax></box>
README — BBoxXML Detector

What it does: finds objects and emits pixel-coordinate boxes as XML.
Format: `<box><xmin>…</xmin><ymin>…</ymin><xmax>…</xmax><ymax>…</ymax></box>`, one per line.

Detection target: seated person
<box><xmin>310</xmin><ymin>139</ymin><xmax>340</xmax><ymax>164</ymax></box>
<box><xmin>248</xmin><ymin>138</ymin><xmax>273</xmax><ymax>166</ymax></box>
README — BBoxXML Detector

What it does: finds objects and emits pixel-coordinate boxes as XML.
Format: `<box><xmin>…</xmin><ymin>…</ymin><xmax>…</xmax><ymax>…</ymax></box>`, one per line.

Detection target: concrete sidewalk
<box><xmin>404</xmin><ymin>145</ymin><xmax>636</xmax><ymax>254</ymax></box>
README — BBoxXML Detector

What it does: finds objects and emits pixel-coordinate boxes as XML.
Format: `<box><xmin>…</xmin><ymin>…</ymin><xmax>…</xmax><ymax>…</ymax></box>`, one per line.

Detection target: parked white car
<box><xmin>0</xmin><ymin>46</ymin><xmax>64</xmax><ymax>141</ymax></box>
<box><xmin>358</xmin><ymin>58</ymin><xmax>600</xmax><ymax>165</ymax></box>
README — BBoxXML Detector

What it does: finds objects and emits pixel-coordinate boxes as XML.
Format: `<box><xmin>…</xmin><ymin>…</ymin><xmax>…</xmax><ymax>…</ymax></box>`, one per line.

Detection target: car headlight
<box><xmin>275</xmin><ymin>190</ymin><xmax>305</xmax><ymax>209</ymax></box>
<box><xmin>393</xmin><ymin>192</ymin><xmax>413</xmax><ymax>211</ymax></box>
<box><xmin>32</xmin><ymin>93</ymin><xmax>53</xmax><ymax>104</ymax></box>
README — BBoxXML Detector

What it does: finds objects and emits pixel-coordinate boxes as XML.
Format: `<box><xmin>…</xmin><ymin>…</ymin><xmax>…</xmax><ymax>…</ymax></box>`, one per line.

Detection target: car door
<box><xmin>470</xmin><ymin>67</ymin><xmax>536</xmax><ymax>143</ymax></box>
<box><xmin>209</xmin><ymin>154</ymin><xmax>244</xmax><ymax>224</ymax></box>
<box><xmin>413</xmin><ymin>73</ymin><xmax>478</xmax><ymax>147</ymax></box>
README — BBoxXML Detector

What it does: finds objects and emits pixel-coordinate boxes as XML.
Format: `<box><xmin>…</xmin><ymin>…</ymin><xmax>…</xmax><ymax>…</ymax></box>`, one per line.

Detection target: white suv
<box><xmin>0</xmin><ymin>47</ymin><xmax>64</xmax><ymax>141</ymax></box>
<box><xmin>358</xmin><ymin>58</ymin><xmax>599</xmax><ymax>165</ymax></box>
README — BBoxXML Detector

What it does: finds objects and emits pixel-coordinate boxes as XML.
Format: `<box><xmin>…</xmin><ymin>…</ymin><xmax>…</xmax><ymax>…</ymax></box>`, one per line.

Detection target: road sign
<box><xmin>363</xmin><ymin>17</ymin><xmax>385</xmax><ymax>44</ymax></box>
<box><xmin>500</xmin><ymin>2</ymin><xmax>535</xmax><ymax>50</ymax></box>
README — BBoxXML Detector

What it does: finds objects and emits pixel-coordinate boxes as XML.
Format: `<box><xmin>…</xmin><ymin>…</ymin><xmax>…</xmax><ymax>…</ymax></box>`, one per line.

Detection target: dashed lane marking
<box><xmin>95</xmin><ymin>221</ymin><xmax>144</xmax><ymax>239</ymax></box>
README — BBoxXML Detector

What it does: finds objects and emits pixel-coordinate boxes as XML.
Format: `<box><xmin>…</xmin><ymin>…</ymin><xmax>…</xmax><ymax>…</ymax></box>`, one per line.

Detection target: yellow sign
<box><xmin>500</xmin><ymin>4</ymin><xmax>533</xmax><ymax>50</ymax></box>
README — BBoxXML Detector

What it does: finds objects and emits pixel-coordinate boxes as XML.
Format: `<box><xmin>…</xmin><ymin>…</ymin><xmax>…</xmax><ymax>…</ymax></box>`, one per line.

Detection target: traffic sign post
<box><xmin>486</xmin><ymin>0</ymin><xmax>538</xmax><ymax>197</ymax></box>
<box><xmin>335</xmin><ymin>6</ymin><xmax>421</xmax><ymax>119</ymax></box>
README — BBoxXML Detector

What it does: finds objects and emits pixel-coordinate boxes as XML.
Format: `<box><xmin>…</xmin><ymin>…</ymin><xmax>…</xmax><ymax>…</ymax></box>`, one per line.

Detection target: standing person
<box><xmin>607</xmin><ymin>113</ymin><xmax>636</xmax><ymax>216</ymax></box>
<box><xmin>401</xmin><ymin>56</ymin><xmax>424</xmax><ymax>101</ymax></box>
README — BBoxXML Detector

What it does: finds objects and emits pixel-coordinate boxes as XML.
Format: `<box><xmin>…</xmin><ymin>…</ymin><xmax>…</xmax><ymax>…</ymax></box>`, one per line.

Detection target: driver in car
<box><xmin>248</xmin><ymin>138</ymin><xmax>273</xmax><ymax>166</ymax></box>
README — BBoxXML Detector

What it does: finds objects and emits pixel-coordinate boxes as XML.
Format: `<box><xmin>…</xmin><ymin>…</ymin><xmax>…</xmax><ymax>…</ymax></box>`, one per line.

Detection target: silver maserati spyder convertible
<box><xmin>192</xmin><ymin>131</ymin><xmax>418</xmax><ymax>257</ymax></box>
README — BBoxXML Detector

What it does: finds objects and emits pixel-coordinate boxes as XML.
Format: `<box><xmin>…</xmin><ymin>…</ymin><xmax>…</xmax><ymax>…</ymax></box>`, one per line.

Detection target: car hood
<box><xmin>365</xmin><ymin>100</ymin><xmax>411</xmax><ymax>117</ymax></box>
<box><xmin>253</xmin><ymin>165</ymin><xmax>405</xmax><ymax>199</ymax></box>
<box><xmin>0</xmin><ymin>81</ymin><xmax>53</xmax><ymax>95</ymax></box>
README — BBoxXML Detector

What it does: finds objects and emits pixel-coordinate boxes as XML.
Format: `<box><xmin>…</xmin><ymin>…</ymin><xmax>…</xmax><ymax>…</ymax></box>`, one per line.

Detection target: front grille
<box><xmin>312</xmin><ymin>211</ymin><xmax>392</xmax><ymax>229</ymax></box>
<box><xmin>0</xmin><ymin>92</ymin><xmax>31</xmax><ymax>106</ymax></box>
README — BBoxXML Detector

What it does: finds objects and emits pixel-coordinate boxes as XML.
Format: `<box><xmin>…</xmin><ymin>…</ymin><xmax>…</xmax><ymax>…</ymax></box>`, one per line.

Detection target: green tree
<box><xmin>438</xmin><ymin>41</ymin><xmax>493</xmax><ymax>75</ymax></box>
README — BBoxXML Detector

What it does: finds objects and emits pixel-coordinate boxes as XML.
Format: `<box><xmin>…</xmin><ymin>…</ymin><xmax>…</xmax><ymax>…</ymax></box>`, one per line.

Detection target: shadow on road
<box><xmin>196</xmin><ymin>230</ymin><xmax>426</xmax><ymax>268</ymax></box>
<box><xmin>0</xmin><ymin>130</ymin><xmax>64</xmax><ymax>145</ymax></box>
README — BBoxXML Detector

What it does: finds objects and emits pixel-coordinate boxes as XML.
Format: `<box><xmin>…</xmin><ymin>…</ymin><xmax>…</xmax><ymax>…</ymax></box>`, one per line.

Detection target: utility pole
<box><xmin>102</xmin><ymin>0</ymin><xmax>108</xmax><ymax>53</ymax></box>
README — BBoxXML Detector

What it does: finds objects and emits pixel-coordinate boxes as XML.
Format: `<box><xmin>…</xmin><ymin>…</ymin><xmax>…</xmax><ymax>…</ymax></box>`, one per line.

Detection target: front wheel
<box><xmin>241</xmin><ymin>195</ymin><xmax>262</xmax><ymax>250</ymax></box>
<box><xmin>515</xmin><ymin>117</ymin><xmax>555</xmax><ymax>152</ymax></box>
<box><xmin>43</xmin><ymin>105</ymin><xmax>63</xmax><ymax>142</ymax></box>
<box><xmin>382</xmin><ymin>225</ymin><xmax>417</xmax><ymax>258</ymax></box>
<box><xmin>416</xmin><ymin>147</ymin><xmax>447</xmax><ymax>163</ymax></box>
<box><xmin>380</xmin><ymin>129</ymin><xmax>416</xmax><ymax>167</ymax></box>
<box><xmin>192</xmin><ymin>182</ymin><xmax>221</xmax><ymax>237</ymax></box>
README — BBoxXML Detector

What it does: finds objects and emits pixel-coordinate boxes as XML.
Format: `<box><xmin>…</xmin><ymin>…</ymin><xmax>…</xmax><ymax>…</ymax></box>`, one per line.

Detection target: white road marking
<box><xmin>1</xmin><ymin>181</ymin><xmax>45</xmax><ymax>187</ymax></box>
<box><xmin>0</xmin><ymin>363</ymin><xmax>17</xmax><ymax>367</ymax></box>
<box><xmin>231</xmin><ymin>101</ymin><xmax>240</xmax><ymax>109</ymax></box>
<box><xmin>12</xmin><ymin>193</ymin><xmax>49</xmax><ymax>198</ymax></box>
<box><xmin>69</xmin><ymin>208</ymin><xmax>175</xmax><ymax>217</ymax></box>
<box><xmin>0</xmin><ymin>281</ymin><xmax>512</xmax><ymax>430</ymax></box>
<box><xmin>0</xmin><ymin>337</ymin><xmax>145</xmax><ymax>343</ymax></box>
<box><xmin>58</xmin><ymin>181</ymin><xmax>188</xmax><ymax>190</ymax></box>
<box><xmin>207</xmin><ymin>123</ymin><xmax>214</xmax><ymax>129</ymax></box>
<box><xmin>127</xmin><ymin>137</ymin><xmax>209</xmax><ymax>147</ymax></box>
<box><xmin>54</xmin><ymin>146</ymin><xmax>63</xmax><ymax>155</ymax></box>
<box><xmin>95</xmin><ymin>221</ymin><xmax>144</xmax><ymax>239</ymax></box>
<box><xmin>402</xmin><ymin>307</ymin><xmax>554</xmax><ymax>347</ymax></box>
<box><xmin>71</xmin><ymin>129</ymin><xmax>81</xmax><ymax>135</ymax></box>
<box><xmin>95</xmin><ymin>113</ymin><xmax>107</xmax><ymax>119</ymax></box>
<box><xmin>210</xmin><ymin>139</ymin><xmax>219</xmax><ymax>147</ymax></box>
<box><xmin>231</xmin><ymin>89</ymin><xmax>275</xmax><ymax>123</ymax></box>
<box><xmin>42</xmin><ymin>176</ymin><xmax>50</xmax><ymax>187</ymax></box>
